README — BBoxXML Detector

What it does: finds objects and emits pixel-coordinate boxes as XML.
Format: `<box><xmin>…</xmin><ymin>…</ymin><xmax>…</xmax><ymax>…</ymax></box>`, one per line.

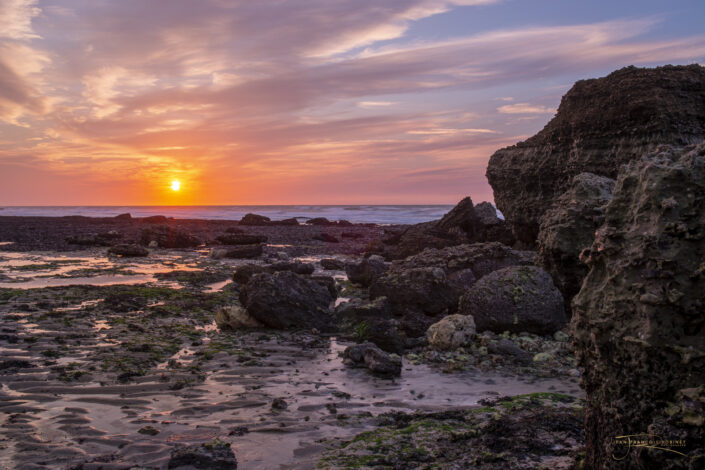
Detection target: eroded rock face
<box><xmin>487</xmin><ymin>65</ymin><xmax>705</xmax><ymax>246</ymax></box>
<box><xmin>369</xmin><ymin>197</ymin><xmax>514</xmax><ymax>260</ymax></box>
<box><xmin>458</xmin><ymin>266</ymin><xmax>566</xmax><ymax>335</ymax></box>
<box><xmin>240</xmin><ymin>271</ymin><xmax>334</xmax><ymax>329</ymax></box>
<box><xmin>537</xmin><ymin>172</ymin><xmax>615</xmax><ymax>309</ymax></box>
<box><xmin>572</xmin><ymin>144</ymin><xmax>705</xmax><ymax>469</ymax></box>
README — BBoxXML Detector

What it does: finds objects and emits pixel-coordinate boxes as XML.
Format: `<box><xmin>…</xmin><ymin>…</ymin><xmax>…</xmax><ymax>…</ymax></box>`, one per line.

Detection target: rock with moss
<box><xmin>240</xmin><ymin>271</ymin><xmax>334</xmax><ymax>329</ymax></box>
<box><xmin>426</xmin><ymin>314</ymin><xmax>476</xmax><ymax>351</ymax></box>
<box><xmin>459</xmin><ymin>265</ymin><xmax>566</xmax><ymax>335</ymax></box>
<box><xmin>214</xmin><ymin>306</ymin><xmax>262</xmax><ymax>330</ymax></box>
<box><xmin>572</xmin><ymin>143</ymin><xmax>705</xmax><ymax>469</ymax></box>
<box><xmin>537</xmin><ymin>172</ymin><xmax>615</xmax><ymax>311</ymax></box>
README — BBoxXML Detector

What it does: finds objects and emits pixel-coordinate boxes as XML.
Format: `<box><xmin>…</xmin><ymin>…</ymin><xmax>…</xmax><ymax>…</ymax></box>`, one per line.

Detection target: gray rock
<box><xmin>214</xmin><ymin>306</ymin><xmax>262</xmax><ymax>330</ymax></box>
<box><xmin>487</xmin><ymin>339</ymin><xmax>531</xmax><ymax>364</ymax></box>
<box><xmin>345</xmin><ymin>255</ymin><xmax>388</xmax><ymax>287</ymax></box>
<box><xmin>343</xmin><ymin>343</ymin><xmax>402</xmax><ymax>377</ymax></box>
<box><xmin>240</xmin><ymin>271</ymin><xmax>334</xmax><ymax>329</ymax></box>
<box><xmin>370</xmin><ymin>267</ymin><xmax>456</xmax><ymax>317</ymax></box>
<box><xmin>459</xmin><ymin>266</ymin><xmax>566</xmax><ymax>335</ymax></box>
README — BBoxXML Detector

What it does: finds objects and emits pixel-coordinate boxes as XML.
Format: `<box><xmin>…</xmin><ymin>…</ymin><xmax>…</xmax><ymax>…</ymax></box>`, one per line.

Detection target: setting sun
<box><xmin>171</xmin><ymin>180</ymin><xmax>181</xmax><ymax>191</ymax></box>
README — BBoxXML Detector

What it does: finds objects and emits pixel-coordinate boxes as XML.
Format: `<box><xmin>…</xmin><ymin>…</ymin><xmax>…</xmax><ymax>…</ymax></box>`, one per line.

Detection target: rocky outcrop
<box><xmin>458</xmin><ymin>266</ymin><xmax>566</xmax><ymax>335</ymax></box>
<box><xmin>572</xmin><ymin>143</ymin><xmax>705</xmax><ymax>469</ymax></box>
<box><xmin>343</xmin><ymin>343</ymin><xmax>402</xmax><ymax>377</ymax></box>
<box><xmin>426</xmin><ymin>314</ymin><xmax>476</xmax><ymax>351</ymax></box>
<box><xmin>239</xmin><ymin>213</ymin><xmax>271</xmax><ymax>226</ymax></box>
<box><xmin>66</xmin><ymin>231</ymin><xmax>122</xmax><ymax>246</ymax></box>
<box><xmin>536</xmin><ymin>173</ymin><xmax>615</xmax><ymax>308</ymax></box>
<box><xmin>369</xmin><ymin>197</ymin><xmax>514</xmax><ymax>260</ymax></box>
<box><xmin>140</xmin><ymin>225</ymin><xmax>201</xmax><ymax>248</ymax></box>
<box><xmin>240</xmin><ymin>271</ymin><xmax>334</xmax><ymax>329</ymax></box>
<box><xmin>487</xmin><ymin>65</ymin><xmax>705</xmax><ymax>246</ymax></box>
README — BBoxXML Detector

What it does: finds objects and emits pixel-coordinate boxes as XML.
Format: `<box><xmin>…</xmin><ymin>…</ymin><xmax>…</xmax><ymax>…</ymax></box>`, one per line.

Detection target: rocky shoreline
<box><xmin>2</xmin><ymin>64</ymin><xmax>704</xmax><ymax>469</ymax></box>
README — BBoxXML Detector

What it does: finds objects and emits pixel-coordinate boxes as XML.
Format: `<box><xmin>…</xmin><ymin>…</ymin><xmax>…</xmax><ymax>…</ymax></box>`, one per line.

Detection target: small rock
<box><xmin>426</xmin><ymin>314</ymin><xmax>476</xmax><ymax>351</ymax></box>
<box><xmin>313</xmin><ymin>233</ymin><xmax>339</xmax><ymax>243</ymax></box>
<box><xmin>533</xmin><ymin>352</ymin><xmax>554</xmax><ymax>363</ymax></box>
<box><xmin>343</xmin><ymin>343</ymin><xmax>402</xmax><ymax>377</ymax></box>
<box><xmin>168</xmin><ymin>439</ymin><xmax>237</xmax><ymax>469</ymax></box>
<box><xmin>138</xmin><ymin>425</ymin><xmax>160</xmax><ymax>436</ymax></box>
<box><xmin>271</xmin><ymin>398</ymin><xmax>288</xmax><ymax>410</ymax></box>
<box><xmin>320</xmin><ymin>258</ymin><xmax>345</xmax><ymax>270</ymax></box>
<box><xmin>215</xmin><ymin>306</ymin><xmax>263</xmax><ymax>330</ymax></box>
<box><xmin>108</xmin><ymin>244</ymin><xmax>149</xmax><ymax>257</ymax></box>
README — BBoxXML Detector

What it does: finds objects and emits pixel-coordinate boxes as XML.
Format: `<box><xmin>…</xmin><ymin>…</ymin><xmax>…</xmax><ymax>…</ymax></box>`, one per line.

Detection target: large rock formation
<box><xmin>572</xmin><ymin>144</ymin><xmax>705</xmax><ymax>468</ymax></box>
<box><xmin>369</xmin><ymin>197</ymin><xmax>514</xmax><ymax>259</ymax></box>
<box><xmin>537</xmin><ymin>172</ymin><xmax>615</xmax><ymax>308</ymax></box>
<box><xmin>458</xmin><ymin>265</ymin><xmax>566</xmax><ymax>335</ymax></box>
<box><xmin>487</xmin><ymin>65</ymin><xmax>705</xmax><ymax>246</ymax></box>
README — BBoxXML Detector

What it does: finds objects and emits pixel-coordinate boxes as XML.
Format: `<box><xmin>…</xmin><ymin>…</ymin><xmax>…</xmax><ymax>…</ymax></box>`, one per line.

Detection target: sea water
<box><xmin>0</xmin><ymin>205</ymin><xmax>455</xmax><ymax>225</ymax></box>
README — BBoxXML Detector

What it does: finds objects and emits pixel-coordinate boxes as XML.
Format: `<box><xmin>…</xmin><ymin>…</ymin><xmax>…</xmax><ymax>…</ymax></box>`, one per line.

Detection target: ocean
<box><xmin>0</xmin><ymin>205</ymin><xmax>456</xmax><ymax>225</ymax></box>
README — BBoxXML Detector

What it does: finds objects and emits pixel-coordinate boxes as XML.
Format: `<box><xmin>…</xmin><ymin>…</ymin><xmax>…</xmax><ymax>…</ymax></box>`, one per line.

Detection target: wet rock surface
<box><xmin>572</xmin><ymin>143</ymin><xmax>705</xmax><ymax>469</ymax></box>
<box><xmin>487</xmin><ymin>64</ymin><xmax>705</xmax><ymax>246</ymax></box>
<box><xmin>459</xmin><ymin>266</ymin><xmax>566</xmax><ymax>335</ymax></box>
<box><xmin>343</xmin><ymin>342</ymin><xmax>402</xmax><ymax>377</ymax></box>
<box><xmin>537</xmin><ymin>172</ymin><xmax>615</xmax><ymax>310</ymax></box>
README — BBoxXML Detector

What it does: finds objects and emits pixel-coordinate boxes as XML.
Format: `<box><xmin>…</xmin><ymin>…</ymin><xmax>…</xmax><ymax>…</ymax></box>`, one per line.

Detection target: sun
<box><xmin>170</xmin><ymin>180</ymin><xmax>181</xmax><ymax>191</ymax></box>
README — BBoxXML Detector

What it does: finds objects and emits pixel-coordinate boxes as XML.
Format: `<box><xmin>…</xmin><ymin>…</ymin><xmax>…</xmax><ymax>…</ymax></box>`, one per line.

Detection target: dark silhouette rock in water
<box><xmin>537</xmin><ymin>172</ymin><xmax>615</xmax><ymax>312</ymax></box>
<box><xmin>239</xmin><ymin>213</ymin><xmax>271</xmax><ymax>226</ymax></box>
<box><xmin>368</xmin><ymin>197</ymin><xmax>514</xmax><ymax>260</ymax></box>
<box><xmin>572</xmin><ymin>143</ymin><xmax>705</xmax><ymax>469</ymax></box>
<box><xmin>487</xmin><ymin>65</ymin><xmax>705</xmax><ymax>246</ymax></box>
<box><xmin>458</xmin><ymin>265</ymin><xmax>566</xmax><ymax>335</ymax></box>
<box><xmin>240</xmin><ymin>271</ymin><xmax>334</xmax><ymax>329</ymax></box>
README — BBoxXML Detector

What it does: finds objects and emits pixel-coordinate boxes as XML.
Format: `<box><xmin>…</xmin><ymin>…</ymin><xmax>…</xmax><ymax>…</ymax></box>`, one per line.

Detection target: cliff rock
<box><xmin>487</xmin><ymin>65</ymin><xmax>705</xmax><ymax>246</ymax></box>
<box><xmin>572</xmin><ymin>143</ymin><xmax>705</xmax><ymax>468</ymax></box>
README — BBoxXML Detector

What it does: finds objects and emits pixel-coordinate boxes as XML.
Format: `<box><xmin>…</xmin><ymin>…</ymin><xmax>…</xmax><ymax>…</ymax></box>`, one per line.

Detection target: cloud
<box><xmin>0</xmin><ymin>0</ymin><xmax>41</xmax><ymax>40</ymax></box>
<box><xmin>497</xmin><ymin>103</ymin><xmax>555</xmax><ymax>114</ymax></box>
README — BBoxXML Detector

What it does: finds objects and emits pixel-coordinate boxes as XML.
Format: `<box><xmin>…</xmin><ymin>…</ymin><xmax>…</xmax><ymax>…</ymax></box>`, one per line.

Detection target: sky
<box><xmin>1</xmin><ymin>0</ymin><xmax>704</xmax><ymax>206</ymax></box>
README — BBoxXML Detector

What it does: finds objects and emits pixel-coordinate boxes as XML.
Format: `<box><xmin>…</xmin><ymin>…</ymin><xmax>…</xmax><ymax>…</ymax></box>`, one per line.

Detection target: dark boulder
<box><xmin>240</xmin><ymin>271</ymin><xmax>334</xmax><ymax>329</ymax></box>
<box><xmin>214</xmin><ymin>244</ymin><xmax>263</xmax><ymax>259</ymax></box>
<box><xmin>239</xmin><ymin>213</ymin><xmax>271</xmax><ymax>226</ymax></box>
<box><xmin>307</xmin><ymin>217</ymin><xmax>333</xmax><ymax>225</ymax></box>
<box><xmin>107</xmin><ymin>244</ymin><xmax>148</xmax><ymax>257</ymax></box>
<box><xmin>66</xmin><ymin>231</ymin><xmax>122</xmax><ymax>246</ymax></box>
<box><xmin>458</xmin><ymin>266</ymin><xmax>566</xmax><ymax>335</ymax></box>
<box><xmin>343</xmin><ymin>343</ymin><xmax>402</xmax><ymax>377</ymax></box>
<box><xmin>487</xmin><ymin>65</ymin><xmax>705</xmax><ymax>246</ymax></box>
<box><xmin>233</xmin><ymin>264</ymin><xmax>268</xmax><ymax>284</ymax></box>
<box><xmin>320</xmin><ymin>258</ymin><xmax>345</xmax><ymax>270</ymax></box>
<box><xmin>168</xmin><ymin>441</ymin><xmax>237</xmax><ymax>469</ymax></box>
<box><xmin>370</xmin><ymin>267</ymin><xmax>457</xmax><ymax>317</ymax></box>
<box><xmin>114</xmin><ymin>213</ymin><xmax>132</xmax><ymax>220</ymax></box>
<box><xmin>537</xmin><ymin>172</ymin><xmax>615</xmax><ymax>310</ymax></box>
<box><xmin>270</xmin><ymin>217</ymin><xmax>299</xmax><ymax>226</ymax></box>
<box><xmin>140</xmin><ymin>225</ymin><xmax>200</xmax><ymax>248</ymax></box>
<box><xmin>345</xmin><ymin>255</ymin><xmax>387</xmax><ymax>287</ymax></box>
<box><xmin>141</xmin><ymin>215</ymin><xmax>169</xmax><ymax>223</ymax></box>
<box><xmin>216</xmin><ymin>233</ymin><xmax>268</xmax><ymax>245</ymax></box>
<box><xmin>572</xmin><ymin>143</ymin><xmax>705</xmax><ymax>469</ymax></box>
